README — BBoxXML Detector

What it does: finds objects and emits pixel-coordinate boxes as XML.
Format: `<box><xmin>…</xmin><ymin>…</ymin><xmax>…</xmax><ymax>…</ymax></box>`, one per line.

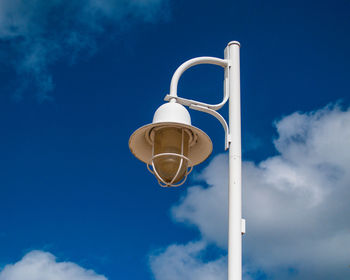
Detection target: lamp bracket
<box><xmin>164</xmin><ymin>95</ymin><xmax>230</xmax><ymax>150</ymax></box>
<box><xmin>190</xmin><ymin>104</ymin><xmax>230</xmax><ymax>150</ymax></box>
<box><xmin>164</xmin><ymin>56</ymin><xmax>232</xmax><ymax>150</ymax></box>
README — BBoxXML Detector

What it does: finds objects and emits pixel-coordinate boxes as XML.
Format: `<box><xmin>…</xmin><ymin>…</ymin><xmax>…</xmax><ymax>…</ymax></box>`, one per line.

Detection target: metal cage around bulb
<box><xmin>146</xmin><ymin>126</ymin><xmax>194</xmax><ymax>187</ymax></box>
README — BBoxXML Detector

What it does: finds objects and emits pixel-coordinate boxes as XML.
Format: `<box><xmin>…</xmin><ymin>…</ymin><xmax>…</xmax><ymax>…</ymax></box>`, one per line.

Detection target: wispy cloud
<box><xmin>150</xmin><ymin>103</ymin><xmax>350</xmax><ymax>279</ymax></box>
<box><xmin>0</xmin><ymin>0</ymin><xmax>169</xmax><ymax>101</ymax></box>
<box><xmin>150</xmin><ymin>241</ymin><xmax>227</xmax><ymax>280</ymax></box>
<box><xmin>0</xmin><ymin>250</ymin><xmax>107</xmax><ymax>280</ymax></box>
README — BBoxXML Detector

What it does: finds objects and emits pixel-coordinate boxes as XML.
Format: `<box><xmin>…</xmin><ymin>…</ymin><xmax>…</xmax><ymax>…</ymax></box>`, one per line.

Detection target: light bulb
<box><xmin>153</xmin><ymin>127</ymin><xmax>189</xmax><ymax>184</ymax></box>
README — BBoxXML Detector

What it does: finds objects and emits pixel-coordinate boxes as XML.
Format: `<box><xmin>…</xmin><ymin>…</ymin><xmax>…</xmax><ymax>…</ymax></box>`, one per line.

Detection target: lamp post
<box><xmin>129</xmin><ymin>41</ymin><xmax>245</xmax><ymax>280</ymax></box>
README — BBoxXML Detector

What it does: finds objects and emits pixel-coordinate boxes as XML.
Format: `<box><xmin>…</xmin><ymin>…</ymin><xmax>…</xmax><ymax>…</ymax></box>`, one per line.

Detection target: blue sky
<box><xmin>0</xmin><ymin>0</ymin><xmax>349</xmax><ymax>279</ymax></box>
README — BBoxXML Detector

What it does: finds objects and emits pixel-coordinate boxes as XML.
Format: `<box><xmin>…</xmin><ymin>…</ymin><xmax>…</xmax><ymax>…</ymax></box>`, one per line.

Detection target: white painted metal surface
<box><xmin>152</xmin><ymin>102</ymin><xmax>192</xmax><ymax>125</ymax></box>
<box><xmin>164</xmin><ymin>56</ymin><xmax>231</xmax><ymax>149</ymax></box>
<box><xmin>226</xmin><ymin>41</ymin><xmax>242</xmax><ymax>280</ymax></box>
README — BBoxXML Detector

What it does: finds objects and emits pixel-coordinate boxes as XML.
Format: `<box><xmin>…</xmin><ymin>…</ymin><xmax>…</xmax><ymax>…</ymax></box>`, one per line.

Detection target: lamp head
<box><xmin>129</xmin><ymin>102</ymin><xmax>212</xmax><ymax>187</ymax></box>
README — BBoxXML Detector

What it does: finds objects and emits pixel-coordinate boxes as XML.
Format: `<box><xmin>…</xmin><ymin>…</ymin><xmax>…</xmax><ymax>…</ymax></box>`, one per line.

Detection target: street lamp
<box><xmin>129</xmin><ymin>41</ymin><xmax>245</xmax><ymax>280</ymax></box>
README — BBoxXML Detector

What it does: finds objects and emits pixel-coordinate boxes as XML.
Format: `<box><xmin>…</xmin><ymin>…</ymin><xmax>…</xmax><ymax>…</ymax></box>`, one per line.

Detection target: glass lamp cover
<box><xmin>153</xmin><ymin>127</ymin><xmax>189</xmax><ymax>184</ymax></box>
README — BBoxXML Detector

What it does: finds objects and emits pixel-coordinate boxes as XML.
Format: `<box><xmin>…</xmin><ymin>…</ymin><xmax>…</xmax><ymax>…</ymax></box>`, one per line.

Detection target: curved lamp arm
<box><xmin>164</xmin><ymin>56</ymin><xmax>231</xmax><ymax>149</ymax></box>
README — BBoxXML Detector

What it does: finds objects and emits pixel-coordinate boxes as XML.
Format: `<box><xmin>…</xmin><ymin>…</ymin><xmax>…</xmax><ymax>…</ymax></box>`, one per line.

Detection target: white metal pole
<box><xmin>226</xmin><ymin>41</ymin><xmax>242</xmax><ymax>280</ymax></box>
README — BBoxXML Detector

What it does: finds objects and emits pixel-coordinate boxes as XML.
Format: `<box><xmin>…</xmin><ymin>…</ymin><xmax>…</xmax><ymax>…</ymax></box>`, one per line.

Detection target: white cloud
<box><xmin>171</xmin><ymin>154</ymin><xmax>228</xmax><ymax>248</ymax></box>
<box><xmin>0</xmin><ymin>250</ymin><xmax>107</xmax><ymax>280</ymax></box>
<box><xmin>150</xmin><ymin>104</ymin><xmax>350</xmax><ymax>279</ymax></box>
<box><xmin>150</xmin><ymin>241</ymin><xmax>227</xmax><ymax>280</ymax></box>
<box><xmin>0</xmin><ymin>0</ymin><xmax>169</xmax><ymax>101</ymax></box>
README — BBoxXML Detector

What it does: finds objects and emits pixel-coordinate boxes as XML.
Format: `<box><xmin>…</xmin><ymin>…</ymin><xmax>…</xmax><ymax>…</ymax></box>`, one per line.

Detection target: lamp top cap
<box><xmin>227</xmin><ymin>41</ymin><xmax>241</xmax><ymax>47</ymax></box>
<box><xmin>152</xmin><ymin>102</ymin><xmax>191</xmax><ymax>126</ymax></box>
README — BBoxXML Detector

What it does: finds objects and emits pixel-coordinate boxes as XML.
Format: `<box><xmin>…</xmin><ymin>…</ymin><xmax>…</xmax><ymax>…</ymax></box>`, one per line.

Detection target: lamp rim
<box><xmin>129</xmin><ymin>121</ymin><xmax>212</xmax><ymax>166</ymax></box>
